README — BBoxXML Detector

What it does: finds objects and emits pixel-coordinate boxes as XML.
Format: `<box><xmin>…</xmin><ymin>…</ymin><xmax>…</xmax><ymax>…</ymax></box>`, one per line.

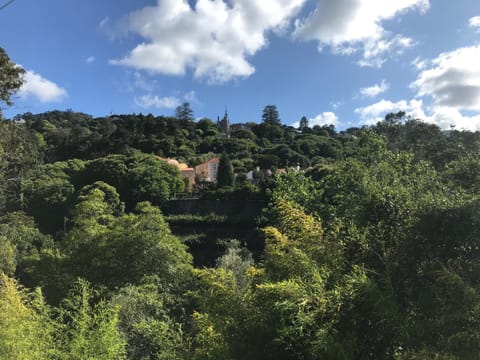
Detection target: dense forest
<box><xmin>2</xmin><ymin>47</ymin><xmax>480</xmax><ymax>359</ymax></box>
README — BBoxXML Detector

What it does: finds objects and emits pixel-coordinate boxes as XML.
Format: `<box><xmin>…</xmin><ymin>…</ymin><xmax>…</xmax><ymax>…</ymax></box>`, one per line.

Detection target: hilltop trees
<box><xmin>262</xmin><ymin>105</ymin><xmax>281</xmax><ymax>126</ymax></box>
<box><xmin>175</xmin><ymin>102</ymin><xmax>194</xmax><ymax>123</ymax></box>
<box><xmin>299</xmin><ymin>116</ymin><xmax>308</xmax><ymax>132</ymax></box>
<box><xmin>0</xmin><ymin>47</ymin><xmax>24</xmax><ymax>117</ymax></box>
<box><xmin>2</xmin><ymin>101</ymin><xmax>480</xmax><ymax>358</ymax></box>
<box><xmin>21</xmin><ymin>153</ymin><xmax>185</xmax><ymax>233</ymax></box>
<box><xmin>0</xmin><ymin>121</ymin><xmax>42</xmax><ymax>213</ymax></box>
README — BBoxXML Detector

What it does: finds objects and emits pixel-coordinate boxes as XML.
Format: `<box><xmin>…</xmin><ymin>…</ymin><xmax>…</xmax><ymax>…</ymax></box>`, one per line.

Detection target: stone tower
<box><xmin>217</xmin><ymin>108</ymin><xmax>231</xmax><ymax>137</ymax></box>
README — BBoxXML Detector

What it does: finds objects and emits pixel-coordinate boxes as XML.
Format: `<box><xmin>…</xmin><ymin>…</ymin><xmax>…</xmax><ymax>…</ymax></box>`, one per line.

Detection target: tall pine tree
<box><xmin>262</xmin><ymin>105</ymin><xmax>281</xmax><ymax>126</ymax></box>
<box><xmin>217</xmin><ymin>153</ymin><xmax>234</xmax><ymax>188</ymax></box>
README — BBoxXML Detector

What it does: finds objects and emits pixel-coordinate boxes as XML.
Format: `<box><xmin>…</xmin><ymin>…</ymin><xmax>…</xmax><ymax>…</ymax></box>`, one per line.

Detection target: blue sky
<box><xmin>1</xmin><ymin>0</ymin><xmax>479</xmax><ymax>130</ymax></box>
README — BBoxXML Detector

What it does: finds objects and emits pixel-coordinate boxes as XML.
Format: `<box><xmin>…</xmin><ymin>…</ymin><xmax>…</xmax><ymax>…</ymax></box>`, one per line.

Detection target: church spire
<box><xmin>217</xmin><ymin>107</ymin><xmax>231</xmax><ymax>137</ymax></box>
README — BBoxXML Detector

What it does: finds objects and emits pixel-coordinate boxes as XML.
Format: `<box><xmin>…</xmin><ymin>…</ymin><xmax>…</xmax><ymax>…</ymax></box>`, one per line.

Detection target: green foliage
<box><xmin>190</xmin><ymin>198</ymin><xmax>370</xmax><ymax>359</ymax></box>
<box><xmin>231</xmin><ymin>128</ymin><xmax>256</xmax><ymax>141</ymax></box>
<box><xmin>79</xmin><ymin>181</ymin><xmax>125</xmax><ymax>216</ymax></box>
<box><xmin>216</xmin><ymin>240</ymin><xmax>254</xmax><ymax>294</ymax></box>
<box><xmin>0</xmin><ymin>273</ymin><xmax>54</xmax><ymax>360</ymax></box>
<box><xmin>57</xmin><ymin>279</ymin><xmax>126</xmax><ymax>360</ymax></box>
<box><xmin>217</xmin><ymin>153</ymin><xmax>234</xmax><ymax>187</ymax></box>
<box><xmin>2</xmin><ymin>106</ymin><xmax>480</xmax><ymax>359</ymax></box>
<box><xmin>299</xmin><ymin>116</ymin><xmax>308</xmax><ymax>132</ymax></box>
<box><xmin>264</xmin><ymin>144</ymin><xmax>310</xmax><ymax>168</ymax></box>
<box><xmin>201</xmin><ymin>181</ymin><xmax>264</xmax><ymax>200</ymax></box>
<box><xmin>0</xmin><ymin>47</ymin><xmax>25</xmax><ymax>111</ymax></box>
<box><xmin>22</xmin><ymin>162</ymin><xmax>77</xmax><ymax>233</ymax></box>
<box><xmin>262</xmin><ymin>105</ymin><xmax>281</xmax><ymax>126</ymax></box>
<box><xmin>175</xmin><ymin>102</ymin><xmax>195</xmax><ymax>123</ymax></box>
<box><xmin>445</xmin><ymin>152</ymin><xmax>480</xmax><ymax>192</ymax></box>
<box><xmin>62</xmin><ymin>189</ymin><xmax>193</xmax><ymax>290</ymax></box>
<box><xmin>113</xmin><ymin>282</ymin><xmax>189</xmax><ymax>360</ymax></box>
<box><xmin>84</xmin><ymin>153</ymin><xmax>184</xmax><ymax>209</ymax></box>
<box><xmin>0</xmin><ymin>212</ymin><xmax>52</xmax><ymax>277</ymax></box>
<box><xmin>271</xmin><ymin>170</ymin><xmax>319</xmax><ymax>209</ymax></box>
<box><xmin>22</xmin><ymin>153</ymin><xmax>185</xmax><ymax>235</ymax></box>
<box><xmin>267</xmin><ymin>145</ymin><xmax>480</xmax><ymax>358</ymax></box>
<box><xmin>0</xmin><ymin>121</ymin><xmax>41</xmax><ymax>212</ymax></box>
<box><xmin>293</xmin><ymin>134</ymin><xmax>341</xmax><ymax>159</ymax></box>
<box><xmin>0</xmin><ymin>275</ymin><xmax>127</xmax><ymax>360</ymax></box>
<box><xmin>165</xmin><ymin>213</ymin><xmax>228</xmax><ymax>225</ymax></box>
<box><xmin>0</xmin><ymin>237</ymin><xmax>16</xmax><ymax>275</ymax></box>
<box><xmin>191</xmin><ymin>311</ymin><xmax>230</xmax><ymax>360</ymax></box>
<box><xmin>343</xmin><ymin>128</ymin><xmax>389</xmax><ymax>164</ymax></box>
<box><xmin>374</xmin><ymin>118</ymin><xmax>460</xmax><ymax>168</ymax></box>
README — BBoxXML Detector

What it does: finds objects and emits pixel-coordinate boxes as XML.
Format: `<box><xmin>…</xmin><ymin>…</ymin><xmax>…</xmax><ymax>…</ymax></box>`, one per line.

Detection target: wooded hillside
<box><xmin>1</xmin><ymin>106</ymin><xmax>479</xmax><ymax>359</ymax></box>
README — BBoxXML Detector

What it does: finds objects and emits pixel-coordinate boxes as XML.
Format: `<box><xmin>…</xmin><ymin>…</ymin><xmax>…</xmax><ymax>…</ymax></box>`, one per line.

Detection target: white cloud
<box><xmin>404</xmin><ymin>45</ymin><xmax>480</xmax><ymax>131</ymax></box>
<box><xmin>469</xmin><ymin>16</ymin><xmax>480</xmax><ymax>29</ymax></box>
<box><xmin>358</xmin><ymin>35</ymin><xmax>415</xmax><ymax>67</ymax></box>
<box><xmin>184</xmin><ymin>90</ymin><xmax>200</xmax><ymax>105</ymax></box>
<box><xmin>330</xmin><ymin>100</ymin><xmax>344</xmax><ymax>109</ymax></box>
<box><xmin>425</xmin><ymin>106</ymin><xmax>480</xmax><ymax>131</ymax></box>
<box><xmin>355</xmin><ymin>98</ymin><xmax>425</xmax><ymax>125</ymax></box>
<box><xmin>134</xmin><ymin>94</ymin><xmax>180</xmax><ymax>109</ymax></box>
<box><xmin>411</xmin><ymin>45</ymin><xmax>480</xmax><ymax>111</ymax></box>
<box><xmin>355</xmin><ymin>98</ymin><xmax>480</xmax><ymax>131</ymax></box>
<box><xmin>110</xmin><ymin>0</ymin><xmax>306</xmax><ymax>83</ymax></box>
<box><xmin>133</xmin><ymin>90</ymin><xmax>200</xmax><ymax>109</ymax></box>
<box><xmin>294</xmin><ymin>0</ymin><xmax>428</xmax><ymax>66</ymax></box>
<box><xmin>360</xmin><ymin>80</ymin><xmax>390</xmax><ymax>98</ymax></box>
<box><xmin>310</xmin><ymin>111</ymin><xmax>339</xmax><ymax>126</ymax></box>
<box><xmin>85</xmin><ymin>56</ymin><xmax>95</xmax><ymax>64</ymax></box>
<box><xmin>411</xmin><ymin>56</ymin><xmax>427</xmax><ymax>70</ymax></box>
<box><xmin>99</xmin><ymin>16</ymin><xmax>110</xmax><ymax>29</ymax></box>
<box><xmin>98</xmin><ymin>16</ymin><xmax>122</xmax><ymax>40</ymax></box>
<box><xmin>131</xmin><ymin>71</ymin><xmax>157</xmax><ymax>92</ymax></box>
<box><xmin>291</xmin><ymin>111</ymin><xmax>338</xmax><ymax>128</ymax></box>
<box><xmin>18</xmin><ymin>70</ymin><xmax>67</xmax><ymax>103</ymax></box>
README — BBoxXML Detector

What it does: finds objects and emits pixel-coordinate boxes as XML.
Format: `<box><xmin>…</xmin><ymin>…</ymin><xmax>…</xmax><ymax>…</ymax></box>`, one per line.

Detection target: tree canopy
<box><xmin>1</xmin><ymin>103</ymin><xmax>480</xmax><ymax>359</ymax></box>
<box><xmin>175</xmin><ymin>102</ymin><xmax>195</xmax><ymax>123</ymax></box>
<box><xmin>261</xmin><ymin>105</ymin><xmax>281</xmax><ymax>126</ymax></box>
<box><xmin>0</xmin><ymin>47</ymin><xmax>24</xmax><ymax>115</ymax></box>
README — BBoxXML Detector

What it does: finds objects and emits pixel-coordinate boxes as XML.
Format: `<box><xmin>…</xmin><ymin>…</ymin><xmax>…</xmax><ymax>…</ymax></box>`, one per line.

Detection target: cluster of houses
<box><xmin>160</xmin><ymin>156</ymin><xmax>290</xmax><ymax>192</ymax></box>
<box><xmin>159</xmin><ymin>109</ymin><xmax>292</xmax><ymax>190</ymax></box>
<box><xmin>159</xmin><ymin>157</ymin><xmax>220</xmax><ymax>188</ymax></box>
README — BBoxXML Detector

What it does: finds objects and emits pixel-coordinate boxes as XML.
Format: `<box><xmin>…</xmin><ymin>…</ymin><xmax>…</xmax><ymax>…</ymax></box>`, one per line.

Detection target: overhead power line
<box><xmin>0</xmin><ymin>0</ymin><xmax>17</xmax><ymax>11</ymax></box>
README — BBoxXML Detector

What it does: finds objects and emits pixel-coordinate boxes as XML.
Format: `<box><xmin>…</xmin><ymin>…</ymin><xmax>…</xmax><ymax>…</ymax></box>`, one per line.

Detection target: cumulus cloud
<box><xmin>355</xmin><ymin>98</ymin><xmax>480</xmax><ymax>131</ymax></box>
<box><xmin>358</xmin><ymin>35</ymin><xmax>415</xmax><ymax>67</ymax></box>
<box><xmin>110</xmin><ymin>0</ymin><xmax>306</xmax><ymax>83</ymax></box>
<box><xmin>411</xmin><ymin>45</ymin><xmax>480</xmax><ymax>111</ymax></box>
<box><xmin>398</xmin><ymin>45</ymin><xmax>480</xmax><ymax>131</ymax></box>
<box><xmin>294</xmin><ymin>0</ymin><xmax>428</xmax><ymax>66</ymax></box>
<box><xmin>310</xmin><ymin>112</ymin><xmax>339</xmax><ymax>126</ymax></box>
<box><xmin>469</xmin><ymin>16</ymin><xmax>480</xmax><ymax>29</ymax></box>
<box><xmin>359</xmin><ymin>80</ymin><xmax>390</xmax><ymax>98</ymax></box>
<box><xmin>85</xmin><ymin>56</ymin><xmax>95</xmax><ymax>64</ymax></box>
<box><xmin>18</xmin><ymin>70</ymin><xmax>67</xmax><ymax>103</ymax></box>
<box><xmin>291</xmin><ymin>111</ymin><xmax>338</xmax><ymax>128</ymax></box>
<box><xmin>426</xmin><ymin>106</ymin><xmax>480</xmax><ymax>131</ymax></box>
<box><xmin>355</xmin><ymin>98</ymin><xmax>425</xmax><ymax>125</ymax></box>
<box><xmin>134</xmin><ymin>94</ymin><xmax>180</xmax><ymax>109</ymax></box>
